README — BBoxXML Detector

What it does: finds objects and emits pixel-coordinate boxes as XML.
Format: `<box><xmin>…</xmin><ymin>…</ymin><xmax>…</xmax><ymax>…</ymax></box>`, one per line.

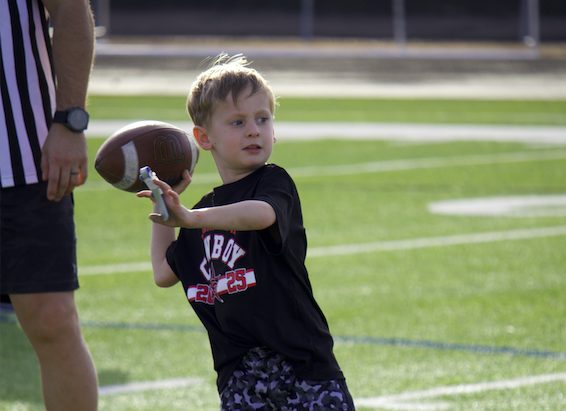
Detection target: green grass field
<box><xmin>1</xmin><ymin>97</ymin><xmax>565</xmax><ymax>410</ymax></box>
<box><xmin>87</xmin><ymin>96</ymin><xmax>566</xmax><ymax>125</ymax></box>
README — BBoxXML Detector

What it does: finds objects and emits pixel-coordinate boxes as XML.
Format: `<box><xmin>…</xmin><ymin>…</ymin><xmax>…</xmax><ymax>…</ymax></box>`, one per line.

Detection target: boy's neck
<box><xmin>218</xmin><ymin>164</ymin><xmax>266</xmax><ymax>185</ymax></box>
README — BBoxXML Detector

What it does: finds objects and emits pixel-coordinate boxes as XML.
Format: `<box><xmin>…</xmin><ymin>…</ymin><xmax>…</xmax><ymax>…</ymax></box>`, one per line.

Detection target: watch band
<box><xmin>53</xmin><ymin>110</ymin><xmax>67</xmax><ymax>124</ymax></box>
<box><xmin>52</xmin><ymin>107</ymin><xmax>89</xmax><ymax>133</ymax></box>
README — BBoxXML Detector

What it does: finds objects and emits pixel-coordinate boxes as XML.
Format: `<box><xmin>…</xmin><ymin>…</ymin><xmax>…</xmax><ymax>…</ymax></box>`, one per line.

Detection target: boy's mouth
<box><xmin>244</xmin><ymin>144</ymin><xmax>262</xmax><ymax>152</ymax></box>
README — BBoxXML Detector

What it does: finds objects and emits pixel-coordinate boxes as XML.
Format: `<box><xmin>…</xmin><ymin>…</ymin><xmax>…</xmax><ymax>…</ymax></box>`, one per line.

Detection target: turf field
<box><xmin>1</xmin><ymin>97</ymin><xmax>565</xmax><ymax>410</ymax></box>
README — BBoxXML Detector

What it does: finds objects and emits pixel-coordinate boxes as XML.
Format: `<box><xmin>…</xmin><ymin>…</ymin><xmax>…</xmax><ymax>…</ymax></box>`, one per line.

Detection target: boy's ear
<box><xmin>272</xmin><ymin>125</ymin><xmax>276</xmax><ymax>144</ymax></box>
<box><xmin>193</xmin><ymin>126</ymin><xmax>212</xmax><ymax>151</ymax></box>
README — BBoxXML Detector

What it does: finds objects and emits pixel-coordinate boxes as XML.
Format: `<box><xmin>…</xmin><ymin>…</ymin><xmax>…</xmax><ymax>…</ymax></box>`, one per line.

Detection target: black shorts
<box><xmin>220</xmin><ymin>347</ymin><xmax>356</xmax><ymax>411</ymax></box>
<box><xmin>1</xmin><ymin>182</ymin><xmax>79</xmax><ymax>294</ymax></box>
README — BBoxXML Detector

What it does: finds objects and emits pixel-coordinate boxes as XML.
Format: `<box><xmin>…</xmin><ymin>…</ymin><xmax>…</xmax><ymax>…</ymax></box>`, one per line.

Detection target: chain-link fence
<box><xmin>91</xmin><ymin>0</ymin><xmax>565</xmax><ymax>42</ymax></box>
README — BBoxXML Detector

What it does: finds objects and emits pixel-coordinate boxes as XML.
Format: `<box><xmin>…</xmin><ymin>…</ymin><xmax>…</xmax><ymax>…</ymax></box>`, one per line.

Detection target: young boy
<box><xmin>138</xmin><ymin>54</ymin><xmax>355</xmax><ymax>410</ymax></box>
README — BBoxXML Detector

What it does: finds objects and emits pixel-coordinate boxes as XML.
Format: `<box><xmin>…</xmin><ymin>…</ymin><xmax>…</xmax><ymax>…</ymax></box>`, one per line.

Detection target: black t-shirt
<box><xmin>166</xmin><ymin>164</ymin><xmax>344</xmax><ymax>391</ymax></box>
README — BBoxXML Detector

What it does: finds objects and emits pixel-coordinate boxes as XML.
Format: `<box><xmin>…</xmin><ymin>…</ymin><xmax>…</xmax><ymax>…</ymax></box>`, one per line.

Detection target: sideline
<box><xmin>78</xmin><ymin>225</ymin><xmax>566</xmax><ymax>275</ymax></box>
<box><xmin>95</xmin><ymin>42</ymin><xmax>539</xmax><ymax>60</ymax></box>
<box><xmin>89</xmin><ymin>67</ymin><xmax>566</xmax><ymax>100</ymax></box>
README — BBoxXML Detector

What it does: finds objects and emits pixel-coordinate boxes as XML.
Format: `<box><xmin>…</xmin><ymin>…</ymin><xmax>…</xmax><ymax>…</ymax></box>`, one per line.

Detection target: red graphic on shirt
<box><xmin>187</xmin><ymin>267</ymin><xmax>257</xmax><ymax>305</ymax></box>
<box><xmin>207</xmin><ymin>264</ymin><xmax>224</xmax><ymax>303</ymax></box>
<box><xmin>186</xmin><ymin>232</ymin><xmax>256</xmax><ymax>305</ymax></box>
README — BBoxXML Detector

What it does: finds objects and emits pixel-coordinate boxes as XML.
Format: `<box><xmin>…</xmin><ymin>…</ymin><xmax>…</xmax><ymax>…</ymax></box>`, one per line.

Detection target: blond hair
<box><xmin>187</xmin><ymin>54</ymin><xmax>276</xmax><ymax>127</ymax></box>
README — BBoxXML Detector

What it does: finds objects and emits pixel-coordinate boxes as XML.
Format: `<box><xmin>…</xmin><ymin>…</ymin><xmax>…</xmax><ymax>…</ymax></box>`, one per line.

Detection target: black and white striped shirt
<box><xmin>1</xmin><ymin>0</ymin><xmax>56</xmax><ymax>188</ymax></box>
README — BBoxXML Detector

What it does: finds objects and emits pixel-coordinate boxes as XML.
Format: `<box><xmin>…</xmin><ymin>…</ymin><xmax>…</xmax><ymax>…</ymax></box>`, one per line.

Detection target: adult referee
<box><xmin>1</xmin><ymin>0</ymin><xmax>98</xmax><ymax>409</ymax></box>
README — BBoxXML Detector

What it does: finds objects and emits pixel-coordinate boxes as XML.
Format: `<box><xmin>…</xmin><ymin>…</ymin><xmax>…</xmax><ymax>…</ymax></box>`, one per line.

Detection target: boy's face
<box><xmin>195</xmin><ymin>84</ymin><xmax>275</xmax><ymax>184</ymax></box>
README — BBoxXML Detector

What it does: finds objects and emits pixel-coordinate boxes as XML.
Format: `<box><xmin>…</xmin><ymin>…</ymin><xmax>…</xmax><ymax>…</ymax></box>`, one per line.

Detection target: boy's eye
<box><xmin>232</xmin><ymin>120</ymin><xmax>243</xmax><ymax>126</ymax></box>
<box><xmin>257</xmin><ymin>117</ymin><xmax>268</xmax><ymax>124</ymax></box>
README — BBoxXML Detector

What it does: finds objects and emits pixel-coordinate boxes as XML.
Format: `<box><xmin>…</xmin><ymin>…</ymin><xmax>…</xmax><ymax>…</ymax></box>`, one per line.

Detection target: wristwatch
<box><xmin>53</xmin><ymin>107</ymin><xmax>89</xmax><ymax>133</ymax></box>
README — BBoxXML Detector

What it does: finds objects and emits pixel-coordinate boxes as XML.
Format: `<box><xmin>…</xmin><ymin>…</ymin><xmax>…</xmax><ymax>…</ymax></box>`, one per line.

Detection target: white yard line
<box><xmin>87</xmin><ymin>120</ymin><xmax>566</xmax><ymax>145</ymax></box>
<box><xmin>79</xmin><ymin>225</ymin><xmax>566</xmax><ymax>275</ymax></box>
<box><xmin>97</xmin><ymin>372</ymin><xmax>566</xmax><ymax>410</ymax></box>
<box><xmin>354</xmin><ymin>372</ymin><xmax>566</xmax><ymax>410</ymax></box>
<box><xmin>99</xmin><ymin>377</ymin><xmax>202</xmax><ymax>397</ymax></box>
<box><xmin>273</xmin><ymin>122</ymin><xmax>566</xmax><ymax>144</ymax></box>
<box><xmin>78</xmin><ymin>148</ymin><xmax>566</xmax><ymax>192</ymax></box>
<box><xmin>79</xmin><ymin>261</ymin><xmax>152</xmax><ymax>275</ymax></box>
<box><xmin>307</xmin><ymin>225</ymin><xmax>566</xmax><ymax>258</ymax></box>
<box><xmin>429</xmin><ymin>195</ymin><xmax>566</xmax><ymax>217</ymax></box>
<box><xmin>287</xmin><ymin>149</ymin><xmax>566</xmax><ymax>178</ymax></box>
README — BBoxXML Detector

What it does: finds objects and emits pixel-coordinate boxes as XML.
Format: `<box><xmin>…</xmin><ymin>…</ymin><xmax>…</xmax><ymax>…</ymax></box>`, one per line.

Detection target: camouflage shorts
<box><xmin>219</xmin><ymin>347</ymin><xmax>355</xmax><ymax>411</ymax></box>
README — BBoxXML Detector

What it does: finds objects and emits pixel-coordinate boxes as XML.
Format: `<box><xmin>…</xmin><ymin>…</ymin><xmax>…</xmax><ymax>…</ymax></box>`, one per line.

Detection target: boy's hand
<box><xmin>171</xmin><ymin>169</ymin><xmax>193</xmax><ymax>194</ymax></box>
<box><xmin>137</xmin><ymin>170</ymin><xmax>192</xmax><ymax>226</ymax></box>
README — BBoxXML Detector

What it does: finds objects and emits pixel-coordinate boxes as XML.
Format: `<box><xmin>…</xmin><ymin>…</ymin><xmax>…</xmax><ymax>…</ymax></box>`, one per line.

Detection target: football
<box><xmin>95</xmin><ymin>120</ymin><xmax>199</xmax><ymax>192</ymax></box>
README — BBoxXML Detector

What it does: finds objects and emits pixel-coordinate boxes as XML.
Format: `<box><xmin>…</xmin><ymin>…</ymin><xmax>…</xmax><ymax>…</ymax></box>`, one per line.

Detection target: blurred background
<box><xmin>88</xmin><ymin>0</ymin><xmax>566</xmax><ymax>100</ymax></box>
<box><xmin>91</xmin><ymin>0</ymin><xmax>564</xmax><ymax>43</ymax></box>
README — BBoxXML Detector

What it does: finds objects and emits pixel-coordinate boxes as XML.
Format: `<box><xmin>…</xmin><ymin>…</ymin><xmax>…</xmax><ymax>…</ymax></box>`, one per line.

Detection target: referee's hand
<box><xmin>41</xmin><ymin>123</ymin><xmax>88</xmax><ymax>201</ymax></box>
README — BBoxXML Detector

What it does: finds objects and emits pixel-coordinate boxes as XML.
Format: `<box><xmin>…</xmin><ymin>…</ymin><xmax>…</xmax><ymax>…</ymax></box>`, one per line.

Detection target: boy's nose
<box><xmin>246</xmin><ymin>123</ymin><xmax>260</xmax><ymax>137</ymax></box>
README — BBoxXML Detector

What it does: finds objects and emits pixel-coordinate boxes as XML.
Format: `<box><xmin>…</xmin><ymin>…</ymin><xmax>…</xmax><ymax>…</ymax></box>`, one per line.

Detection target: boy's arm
<box><xmin>143</xmin><ymin>178</ymin><xmax>277</xmax><ymax>231</ymax></box>
<box><xmin>150</xmin><ymin>202</ymin><xmax>180</xmax><ymax>287</ymax></box>
<box><xmin>139</xmin><ymin>175</ymin><xmax>277</xmax><ymax>287</ymax></box>
<box><xmin>180</xmin><ymin>200</ymin><xmax>276</xmax><ymax>231</ymax></box>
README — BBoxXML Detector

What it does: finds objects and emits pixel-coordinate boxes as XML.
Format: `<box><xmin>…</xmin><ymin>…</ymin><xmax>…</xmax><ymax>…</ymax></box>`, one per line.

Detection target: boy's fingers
<box><xmin>136</xmin><ymin>190</ymin><xmax>156</xmax><ymax>202</ymax></box>
<box><xmin>149</xmin><ymin>213</ymin><xmax>176</xmax><ymax>227</ymax></box>
<box><xmin>171</xmin><ymin>169</ymin><xmax>191</xmax><ymax>193</ymax></box>
<box><xmin>152</xmin><ymin>178</ymin><xmax>171</xmax><ymax>190</ymax></box>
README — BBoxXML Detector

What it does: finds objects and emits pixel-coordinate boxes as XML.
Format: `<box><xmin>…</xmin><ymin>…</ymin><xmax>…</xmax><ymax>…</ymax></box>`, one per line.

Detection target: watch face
<box><xmin>67</xmin><ymin>108</ymin><xmax>89</xmax><ymax>131</ymax></box>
